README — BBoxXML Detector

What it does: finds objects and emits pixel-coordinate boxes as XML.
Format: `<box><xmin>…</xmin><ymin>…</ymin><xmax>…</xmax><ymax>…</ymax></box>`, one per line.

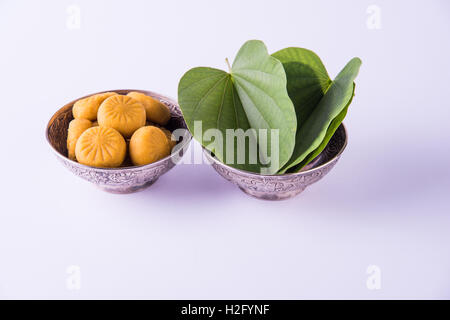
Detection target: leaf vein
<box><xmin>191</xmin><ymin>74</ymin><xmax>229</xmax><ymax>120</ymax></box>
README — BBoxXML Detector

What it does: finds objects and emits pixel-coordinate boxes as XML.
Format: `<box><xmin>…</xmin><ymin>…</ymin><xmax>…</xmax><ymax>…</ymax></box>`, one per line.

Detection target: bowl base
<box><xmin>98</xmin><ymin>179</ymin><xmax>158</xmax><ymax>194</ymax></box>
<box><xmin>238</xmin><ymin>186</ymin><xmax>306</xmax><ymax>201</ymax></box>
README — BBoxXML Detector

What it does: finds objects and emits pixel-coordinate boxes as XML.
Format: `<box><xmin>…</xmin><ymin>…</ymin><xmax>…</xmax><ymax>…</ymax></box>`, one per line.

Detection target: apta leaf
<box><xmin>178</xmin><ymin>67</ymin><xmax>258</xmax><ymax>172</ymax></box>
<box><xmin>272</xmin><ymin>47</ymin><xmax>331</xmax><ymax>126</ymax></box>
<box><xmin>289</xmin><ymin>84</ymin><xmax>355</xmax><ymax>172</ymax></box>
<box><xmin>278</xmin><ymin>57</ymin><xmax>362</xmax><ymax>173</ymax></box>
<box><xmin>178</xmin><ymin>40</ymin><xmax>296</xmax><ymax>174</ymax></box>
<box><xmin>231</xmin><ymin>41</ymin><xmax>297</xmax><ymax>170</ymax></box>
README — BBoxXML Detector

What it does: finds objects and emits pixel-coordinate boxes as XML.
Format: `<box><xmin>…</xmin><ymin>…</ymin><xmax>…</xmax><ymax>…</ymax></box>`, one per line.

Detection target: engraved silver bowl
<box><xmin>203</xmin><ymin>124</ymin><xmax>348</xmax><ymax>200</ymax></box>
<box><xmin>46</xmin><ymin>89</ymin><xmax>191</xmax><ymax>194</ymax></box>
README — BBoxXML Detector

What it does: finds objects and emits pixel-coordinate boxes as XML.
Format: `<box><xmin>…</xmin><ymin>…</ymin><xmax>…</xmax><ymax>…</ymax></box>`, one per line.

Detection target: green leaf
<box><xmin>289</xmin><ymin>84</ymin><xmax>355</xmax><ymax>172</ymax></box>
<box><xmin>230</xmin><ymin>40</ymin><xmax>297</xmax><ymax>173</ymax></box>
<box><xmin>272</xmin><ymin>47</ymin><xmax>331</xmax><ymax>126</ymax></box>
<box><xmin>279</xmin><ymin>57</ymin><xmax>362</xmax><ymax>173</ymax></box>
<box><xmin>178</xmin><ymin>67</ymin><xmax>258</xmax><ymax>172</ymax></box>
<box><xmin>178</xmin><ymin>40</ymin><xmax>297</xmax><ymax>174</ymax></box>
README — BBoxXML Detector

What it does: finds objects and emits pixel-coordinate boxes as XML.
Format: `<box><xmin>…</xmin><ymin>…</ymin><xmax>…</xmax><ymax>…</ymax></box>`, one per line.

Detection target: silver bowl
<box><xmin>46</xmin><ymin>89</ymin><xmax>191</xmax><ymax>194</ymax></box>
<box><xmin>203</xmin><ymin>124</ymin><xmax>348</xmax><ymax>200</ymax></box>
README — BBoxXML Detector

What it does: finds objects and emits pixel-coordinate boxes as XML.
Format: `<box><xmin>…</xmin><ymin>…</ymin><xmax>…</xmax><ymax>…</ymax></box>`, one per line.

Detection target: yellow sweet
<box><xmin>129</xmin><ymin>126</ymin><xmax>171</xmax><ymax>166</ymax></box>
<box><xmin>127</xmin><ymin>92</ymin><xmax>171</xmax><ymax>126</ymax></box>
<box><xmin>67</xmin><ymin>119</ymin><xmax>92</xmax><ymax>160</ymax></box>
<box><xmin>97</xmin><ymin>95</ymin><xmax>146</xmax><ymax>138</ymax></box>
<box><xmin>160</xmin><ymin>127</ymin><xmax>177</xmax><ymax>149</ymax></box>
<box><xmin>75</xmin><ymin>126</ymin><xmax>126</xmax><ymax>168</ymax></box>
<box><xmin>72</xmin><ymin>92</ymin><xmax>117</xmax><ymax>120</ymax></box>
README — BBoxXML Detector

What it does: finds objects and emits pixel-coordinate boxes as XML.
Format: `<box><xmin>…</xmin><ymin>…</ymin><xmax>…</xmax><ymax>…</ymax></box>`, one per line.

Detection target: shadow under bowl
<box><xmin>45</xmin><ymin>89</ymin><xmax>192</xmax><ymax>194</ymax></box>
<box><xmin>203</xmin><ymin>124</ymin><xmax>348</xmax><ymax>200</ymax></box>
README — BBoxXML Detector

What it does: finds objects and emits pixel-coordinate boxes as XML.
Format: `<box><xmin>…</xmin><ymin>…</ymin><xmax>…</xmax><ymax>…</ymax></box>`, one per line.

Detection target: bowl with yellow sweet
<box><xmin>46</xmin><ymin>89</ymin><xmax>191</xmax><ymax>193</ymax></box>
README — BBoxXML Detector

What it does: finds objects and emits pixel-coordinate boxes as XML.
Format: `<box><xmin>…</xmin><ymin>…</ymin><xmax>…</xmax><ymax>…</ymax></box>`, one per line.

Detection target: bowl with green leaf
<box><xmin>178</xmin><ymin>40</ymin><xmax>361</xmax><ymax>200</ymax></box>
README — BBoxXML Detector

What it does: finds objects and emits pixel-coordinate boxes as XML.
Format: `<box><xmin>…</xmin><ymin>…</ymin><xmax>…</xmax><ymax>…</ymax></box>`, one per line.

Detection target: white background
<box><xmin>0</xmin><ymin>0</ymin><xmax>449</xmax><ymax>299</ymax></box>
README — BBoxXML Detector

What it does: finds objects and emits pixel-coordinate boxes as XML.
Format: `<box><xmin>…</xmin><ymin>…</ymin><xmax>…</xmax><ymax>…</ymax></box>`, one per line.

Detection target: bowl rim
<box><xmin>202</xmin><ymin>123</ymin><xmax>348</xmax><ymax>177</ymax></box>
<box><xmin>45</xmin><ymin>89</ymin><xmax>192</xmax><ymax>172</ymax></box>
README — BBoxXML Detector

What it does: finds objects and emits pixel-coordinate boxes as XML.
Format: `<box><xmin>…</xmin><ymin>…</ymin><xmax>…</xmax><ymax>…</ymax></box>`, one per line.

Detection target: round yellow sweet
<box><xmin>127</xmin><ymin>92</ymin><xmax>171</xmax><ymax>126</ymax></box>
<box><xmin>97</xmin><ymin>95</ymin><xmax>146</xmax><ymax>138</ymax></box>
<box><xmin>73</xmin><ymin>92</ymin><xmax>117</xmax><ymax>120</ymax></box>
<box><xmin>129</xmin><ymin>126</ymin><xmax>171</xmax><ymax>166</ymax></box>
<box><xmin>75</xmin><ymin>126</ymin><xmax>126</xmax><ymax>168</ymax></box>
<box><xmin>160</xmin><ymin>127</ymin><xmax>177</xmax><ymax>149</ymax></box>
<box><xmin>67</xmin><ymin>119</ymin><xmax>92</xmax><ymax>160</ymax></box>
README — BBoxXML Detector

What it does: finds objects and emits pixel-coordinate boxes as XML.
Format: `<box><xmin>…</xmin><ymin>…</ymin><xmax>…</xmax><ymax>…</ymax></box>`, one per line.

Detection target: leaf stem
<box><xmin>225</xmin><ymin>58</ymin><xmax>231</xmax><ymax>73</ymax></box>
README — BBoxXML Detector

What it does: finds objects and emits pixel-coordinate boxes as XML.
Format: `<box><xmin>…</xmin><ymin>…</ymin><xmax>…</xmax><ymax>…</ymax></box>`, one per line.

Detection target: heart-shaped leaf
<box><xmin>272</xmin><ymin>47</ymin><xmax>331</xmax><ymax>126</ymax></box>
<box><xmin>178</xmin><ymin>40</ymin><xmax>297</xmax><ymax>174</ymax></box>
<box><xmin>231</xmin><ymin>41</ymin><xmax>297</xmax><ymax>172</ymax></box>
<box><xmin>278</xmin><ymin>57</ymin><xmax>362</xmax><ymax>173</ymax></box>
<box><xmin>178</xmin><ymin>67</ymin><xmax>260</xmax><ymax>172</ymax></box>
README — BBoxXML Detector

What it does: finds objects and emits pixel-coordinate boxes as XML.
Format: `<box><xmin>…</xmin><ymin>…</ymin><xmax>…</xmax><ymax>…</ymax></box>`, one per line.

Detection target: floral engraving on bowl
<box><xmin>204</xmin><ymin>125</ymin><xmax>346</xmax><ymax>200</ymax></box>
<box><xmin>58</xmin><ymin>158</ymin><xmax>169</xmax><ymax>186</ymax></box>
